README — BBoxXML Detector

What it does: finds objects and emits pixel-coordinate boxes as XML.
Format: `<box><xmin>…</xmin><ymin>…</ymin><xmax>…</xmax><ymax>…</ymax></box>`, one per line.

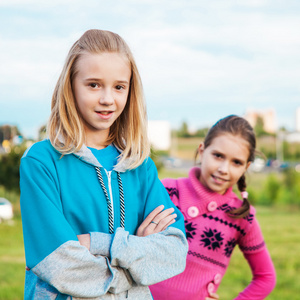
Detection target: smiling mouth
<box><xmin>212</xmin><ymin>175</ymin><xmax>229</xmax><ymax>182</ymax></box>
<box><xmin>97</xmin><ymin>111</ymin><xmax>112</xmax><ymax>115</ymax></box>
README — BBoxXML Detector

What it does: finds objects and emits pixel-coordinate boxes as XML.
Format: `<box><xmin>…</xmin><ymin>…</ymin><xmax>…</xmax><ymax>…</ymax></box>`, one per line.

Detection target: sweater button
<box><xmin>207</xmin><ymin>282</ymin><xmax>215</xmax><ymax>294</ymax></box>
<box><xmin>214</xmin><ymin>273</ymin><xmax>222</xmax><ymax>284</ymax></box>
<box><xmin>207</xmin><ymin>201</ymin><xmax>217</xmax><ymax>212</ymax></box>
<box><xmin>187</xmin><ymin>206</ymin><xmax>199</xmax><ymax>218</ymax></box>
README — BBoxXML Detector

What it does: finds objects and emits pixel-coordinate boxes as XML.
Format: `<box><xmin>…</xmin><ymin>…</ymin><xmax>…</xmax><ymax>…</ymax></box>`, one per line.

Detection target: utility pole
<box><xmin>276</xmin><ymin>130</ymin><xmax>284</xmax><ymax>163</ymax></box>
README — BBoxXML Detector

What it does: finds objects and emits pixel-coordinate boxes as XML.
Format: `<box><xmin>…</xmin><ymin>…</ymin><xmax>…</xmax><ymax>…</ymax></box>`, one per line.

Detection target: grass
<box><xmin>1</xmin><ymin>205</ymin><xmax>299</xmax><ymax>299</ymax></box>
<box><xmin>1</xmin><ymin>167</ymin><xmax>299</xmax><ymax>299</ymax></box>
<box><xmin>219</xmin><ymin>205</ymin><xmax>300</xmax><ymax>299</ymax></box>
<box><xmin>0</xmin><ymin>217</ymin><xmax>25</xmax><ymax>300</ymax></box>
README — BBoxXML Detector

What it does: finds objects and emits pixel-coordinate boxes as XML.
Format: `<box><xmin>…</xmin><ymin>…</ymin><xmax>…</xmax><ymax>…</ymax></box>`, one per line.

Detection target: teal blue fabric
<box><xmin>20</xmin><ymin>139</ymin><xmax>187</xmax><ymax>299</ymax></box>
<box><xmin>88</xmin><ymin>144</ymin><xmax>119</xmax><ymax>171</ymax></box>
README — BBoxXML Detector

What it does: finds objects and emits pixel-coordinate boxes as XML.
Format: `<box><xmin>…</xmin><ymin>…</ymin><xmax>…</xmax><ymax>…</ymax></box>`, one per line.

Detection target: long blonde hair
<box><xmin>47</xmin><ymin>29</ymin><xmax>150</xmax><ymax>169</ymax></box>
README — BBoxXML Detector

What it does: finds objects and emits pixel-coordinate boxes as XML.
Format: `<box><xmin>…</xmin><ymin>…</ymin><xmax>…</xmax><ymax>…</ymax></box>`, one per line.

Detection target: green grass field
<box><xmin>0</xmin><ymin>203</ymin><xmax>299</xmax><ymax>299</ymax></box>
<box><xmin>0</xmin><ymin>167</ymin><xmax>299</xmax><ymax>299</ymax></box>
<box><xmin>0</xmin><ymin>217</ymin><xmax>25</xmax><ymax>300</ymax></box>
<box><xmin>219</xmin><ymin>205</ymin><xmax>300</xmax><ymax>299</ymax></box>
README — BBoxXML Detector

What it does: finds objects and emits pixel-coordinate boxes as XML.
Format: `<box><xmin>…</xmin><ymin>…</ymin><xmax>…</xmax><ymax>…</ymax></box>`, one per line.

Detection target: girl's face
<box><xmin>73</xmin><ymin>52</ymin><xmax>131</xmax><ymax>148</ymax></box>
<box><xmin>198</xmin><ymin>133</ymin><xmax>251</xmax><ymax>195</ymax></box>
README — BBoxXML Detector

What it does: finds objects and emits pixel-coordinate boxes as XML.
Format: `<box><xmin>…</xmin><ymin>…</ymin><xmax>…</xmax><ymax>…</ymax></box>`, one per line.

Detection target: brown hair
<box><xmin>198</xmin><ymin>115</ymin><xmax>257</xmax><ymax>218</ymax></box>
<box><xmin>47</xmin><ymin>29</ymin><xmax>150</xmax><ymax>169</ymax></box>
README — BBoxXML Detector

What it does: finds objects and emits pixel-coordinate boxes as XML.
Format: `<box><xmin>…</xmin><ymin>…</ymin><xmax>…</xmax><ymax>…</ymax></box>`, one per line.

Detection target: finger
<box><xmin>161</xmin><ymin>218</ymin><xmax>176</xmax><ymax>231</ymax></box>
<box><xmin>153</xmin><ymin>207</ymin><xmax>175</xmax><ymax>224</ymax></box>
<box><xmin>140</xmin><ymin>211</ymin><xmax>176</xmax><ymax>236</ymax></box>
<box><xmin>139</xmin><ymin>205</ymin><xmax>164</xmax><ymax>230</ymax></box>
<box><xmin>209</xmin><ymin>292</ymin><xmax>220</xmax><ymax>299</ymax></box>
<box><xmin>157</xmin><ymin>213</ymin><xmax>177</xmax><ymax>229</ymax></box>
<box><xmin>153</xmin><ymin>214</ymin><xmax>177</xmax><ymax>233</ymax></box>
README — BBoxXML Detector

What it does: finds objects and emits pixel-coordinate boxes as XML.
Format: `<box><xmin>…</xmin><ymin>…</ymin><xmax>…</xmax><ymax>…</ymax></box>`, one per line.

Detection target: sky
<box><xmin>0</xmin><ymin>0</ymin><xmax>299</xmax><ymax>139</ymax></box>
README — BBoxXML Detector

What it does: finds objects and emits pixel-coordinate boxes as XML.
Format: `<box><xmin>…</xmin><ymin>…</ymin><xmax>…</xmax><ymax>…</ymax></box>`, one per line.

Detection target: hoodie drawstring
<box><xmin>95</xmin><ymin>167</ymin><xmax>125</xmax><ymax>233</ymax></box>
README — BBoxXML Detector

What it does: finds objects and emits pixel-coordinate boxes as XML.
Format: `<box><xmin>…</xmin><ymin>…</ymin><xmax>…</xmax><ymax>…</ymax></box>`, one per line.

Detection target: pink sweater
<box><xmin>150</xmin><ymin>167</ymin><xmax>276</xmax><ymax>300</ymax></box>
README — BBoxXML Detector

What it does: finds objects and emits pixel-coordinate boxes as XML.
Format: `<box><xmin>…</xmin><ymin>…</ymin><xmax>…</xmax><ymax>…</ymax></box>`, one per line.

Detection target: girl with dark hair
<box><xmin>150</xmin><ymin>115</ymin><xmax>276</xmax><ymax>300</ymax></box>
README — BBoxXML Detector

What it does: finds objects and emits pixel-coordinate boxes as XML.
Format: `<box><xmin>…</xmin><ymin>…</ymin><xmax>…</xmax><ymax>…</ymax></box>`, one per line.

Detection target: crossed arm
<box><xmin>77</xmin><ymin>205</ymin><xmax>219</xmax><ymax>300</ymax></box>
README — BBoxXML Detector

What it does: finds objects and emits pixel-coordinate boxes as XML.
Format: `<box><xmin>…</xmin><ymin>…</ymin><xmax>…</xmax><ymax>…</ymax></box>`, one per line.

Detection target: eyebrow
<box><xmin>212</xmin><ymin>149</ymin><xmax>247</xmax><ymax>164</ymax></box>
<box><xmin>84</xmin><ymin>78</ymin><xmax>129</xmax><ymax>84</ymax></box>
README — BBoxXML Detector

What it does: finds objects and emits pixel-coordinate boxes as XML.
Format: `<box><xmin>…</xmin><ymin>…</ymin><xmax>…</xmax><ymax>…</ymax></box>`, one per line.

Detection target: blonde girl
<box><xmin>20</xmin><ymin>29</ymin><xmax>187</xmax><ymax>300</ymax></box>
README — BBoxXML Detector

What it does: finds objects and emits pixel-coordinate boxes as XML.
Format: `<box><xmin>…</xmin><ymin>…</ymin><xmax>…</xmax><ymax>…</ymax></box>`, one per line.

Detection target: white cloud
<box><xmin>0</xmin><ymin>35</ymin><xmax>77</xmax><ymax>101</ymax></box>
<box><xmin>0</xmin><ymin>0</ymin><xmax>299</xmax><ymax>135</ymax></box>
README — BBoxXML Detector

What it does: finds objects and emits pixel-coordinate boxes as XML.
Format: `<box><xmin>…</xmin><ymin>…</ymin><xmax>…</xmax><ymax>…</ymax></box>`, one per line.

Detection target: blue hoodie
<box><xmin>20</xmin><ymin>140</ymin><xmax>188</xmax><ymax>299</ymax></box>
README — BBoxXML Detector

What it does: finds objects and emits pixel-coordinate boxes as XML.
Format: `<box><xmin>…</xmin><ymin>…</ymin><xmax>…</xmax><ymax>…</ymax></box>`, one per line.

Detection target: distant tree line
<box><xmin>0</xmin><ymin>125</ymin><xmax>21</xmax><ymax>144</ymax></box>
<box><xmin>176</xmin><ymin>117</ymin><xmax>277</xmax><ymax>139</ymax></box>
<box><xmin>0</xmin><ymin>125</ymin><xmax>25</xmax><ymax>193</ymax></box>
<box><xmin>0</xmin><ymin>120</ymin><xmax>299</xmax><ymax>195</ymax></box>
<box><xmin>176</xmin><ymin>121</ymin><xmax>209</xmax><ymax>138</ymax></box>
<box><xmin>175</xmin><ymin>120</ymin><xmax>300</xmax><ymax>162</ymax></box>
<box><xmin>0</xmin><ymin>145</ymin><xmax>26</xmax><ymax>193</ymax></box>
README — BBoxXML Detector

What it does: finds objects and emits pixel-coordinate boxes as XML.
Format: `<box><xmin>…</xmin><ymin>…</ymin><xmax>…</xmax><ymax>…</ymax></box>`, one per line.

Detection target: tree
<box><xmin>177</xmin><ymin>121</ymin><xmax>190</xmax><ymax>138</ymax></box>
<box><xmin>0</xmin><ymin>146</ymin><xmax>26</xmax><ymax>192</ymax></box>
<box><xmin>254</xmin><ymin>116</ymin><xmax>266</xmax><ymax>137</ymax></box>
<box><xmin>0</xmin><ymin>125</ymin><xmax>22</xmax><ymax>144</ymax></box>
<box><xmin>195</xmin><ymin>127</ymin><xmax>209</xmax><ymax>138</ymax></box>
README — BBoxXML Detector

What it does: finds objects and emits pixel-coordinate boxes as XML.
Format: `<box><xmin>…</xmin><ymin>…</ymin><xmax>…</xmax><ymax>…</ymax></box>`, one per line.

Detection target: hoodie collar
<box><xmin>73</xmin><ymin>143</ymin><xmax>138</xmax><ymax>173</ymax></box>
<box><xmin>56</xmin><ymin>134</ymin><xmax>133</xmax><ymax>172</ymax></box>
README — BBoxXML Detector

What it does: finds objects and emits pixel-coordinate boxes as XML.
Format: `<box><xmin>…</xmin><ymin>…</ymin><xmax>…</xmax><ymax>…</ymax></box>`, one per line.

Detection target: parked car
<box><xmin>0</xmin><ymin>198</ymin><xmax>13</xmax><ymax>222</ymax></box>
<box><xmin>249</xmin><ymin>157</ymin><xmax>266</xmax><ymax>172</ymax></box>
<box><xmin>160</xmin><ymin>156</ymin><xmax>182</xmax><ymax>168</ymax></box>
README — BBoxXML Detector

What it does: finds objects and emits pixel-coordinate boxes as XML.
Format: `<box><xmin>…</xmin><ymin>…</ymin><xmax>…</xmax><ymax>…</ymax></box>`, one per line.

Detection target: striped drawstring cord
<box><xmin>95</xmin><ymin>167</ymin><xmax>125</xmax><ymax>234</ymax></box>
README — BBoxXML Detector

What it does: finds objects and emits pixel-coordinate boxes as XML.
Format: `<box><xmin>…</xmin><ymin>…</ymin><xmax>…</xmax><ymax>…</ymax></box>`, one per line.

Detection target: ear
<box><xmin>245</xmin><ymin>161</ymin><xmax>251</xmax><ymax>171</ymax></box>
<box><xmin>198</xmin><ymin>143</ymin><xmax>205</xmax><ymax>162</ymax></box>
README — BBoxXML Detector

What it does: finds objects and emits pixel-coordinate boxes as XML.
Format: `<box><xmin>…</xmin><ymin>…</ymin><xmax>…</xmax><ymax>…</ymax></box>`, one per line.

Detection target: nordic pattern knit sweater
<box><xmin>150</xmin><ymin>167</ymin><xmax>276</xmax><ymax>300</ymax></box>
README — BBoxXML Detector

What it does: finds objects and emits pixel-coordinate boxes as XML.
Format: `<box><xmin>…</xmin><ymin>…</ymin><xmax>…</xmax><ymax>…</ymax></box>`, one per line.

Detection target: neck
<box><xmin>84</xmin><ymin>131</ymin><xmax>109</xmax><ymax>150</ymax></box>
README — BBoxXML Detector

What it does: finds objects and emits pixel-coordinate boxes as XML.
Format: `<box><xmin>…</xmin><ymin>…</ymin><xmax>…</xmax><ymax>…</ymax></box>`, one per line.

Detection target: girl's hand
<box><xmin>77</xmin><ymin>233</ymin><xmax>90</xmax><ymax>250</ymax></box>
<box><xmin>206</xmin><ymin>292</ymin><xmax>220</xmax><ymax>300</ymax></box>
<box><xmin>137</xmin><ymin>205</ymin><xmax>177</xmax><ymax>237</ymax></box>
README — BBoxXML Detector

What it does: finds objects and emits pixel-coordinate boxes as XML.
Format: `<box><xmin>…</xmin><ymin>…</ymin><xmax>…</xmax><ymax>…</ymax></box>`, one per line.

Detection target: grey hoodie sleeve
<box><xmin>90</xmin><ymin>227</ymin><xmax>188</xmax><ymax>286</ymax></box>
<box><xmin>32</xmin><ymin>240</ymin><xmax>133</xmax><ymax>297</ymax></box>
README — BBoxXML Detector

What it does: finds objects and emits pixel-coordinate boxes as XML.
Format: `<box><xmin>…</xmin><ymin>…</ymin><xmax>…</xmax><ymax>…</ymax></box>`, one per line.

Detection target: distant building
<box><xmin>148</xmin><ymin>120</ymin><xmax>171</xmax><ymax>151</ymax></box>
<box><xmin>296</xmin><ymin>107</ymin><xmax>300</xmax><ymax>132</ymax></box>
<box><xmin>244</xmin><ymin>109</ymin><xmax>276</xmax><ymax>133</ymax></box>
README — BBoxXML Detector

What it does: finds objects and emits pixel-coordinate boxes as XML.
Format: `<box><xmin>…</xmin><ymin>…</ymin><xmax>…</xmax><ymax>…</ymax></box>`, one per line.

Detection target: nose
<box><xmin>99</xmin><ymin>88</ymin><xmax>114</xmax><ymax>106</ymax></box>
<box><xmin>218</xmin><ymin>161</ymin><xmax>229</xmax><ymax>174</ymax></box>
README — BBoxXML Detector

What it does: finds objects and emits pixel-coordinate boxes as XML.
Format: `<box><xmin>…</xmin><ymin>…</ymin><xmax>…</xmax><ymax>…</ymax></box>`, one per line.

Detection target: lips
<box><xmin>212</xmin><ymin>175</ymin><xmax>229</xmax><ymax>183</ymax></box>
<box><xmin>97</xmin><ymin>111</ymin><xmax>112</xmax><ymax>115</ymax></box>
<box><xmin>95</xmin><ymin>110</ymin><xmax>114</xmax><ymax>119</ymax></box>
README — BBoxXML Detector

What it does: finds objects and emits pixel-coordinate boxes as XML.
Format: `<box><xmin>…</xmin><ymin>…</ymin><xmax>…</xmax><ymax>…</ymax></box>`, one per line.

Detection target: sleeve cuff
<box><xmin>89</xmin><ymin>232</ymin><xmax>112</xmax><ymax>256</ymax></box>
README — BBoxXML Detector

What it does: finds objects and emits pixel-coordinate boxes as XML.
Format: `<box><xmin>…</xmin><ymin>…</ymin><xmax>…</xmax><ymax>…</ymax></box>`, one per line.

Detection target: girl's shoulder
<box><xmin>22</xmin><ymin>139</ymin><xmax>60</xmax><ymax>161</ymax></box>
<box><xmin>137</xmin><ymin>156</ymin><xmax>164</xmax><ymax>172</ymax></box>
<box><xmin>161</xmin><ymin>177</ymin><xmax>179</xmax><ymax>188</ymax></box>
